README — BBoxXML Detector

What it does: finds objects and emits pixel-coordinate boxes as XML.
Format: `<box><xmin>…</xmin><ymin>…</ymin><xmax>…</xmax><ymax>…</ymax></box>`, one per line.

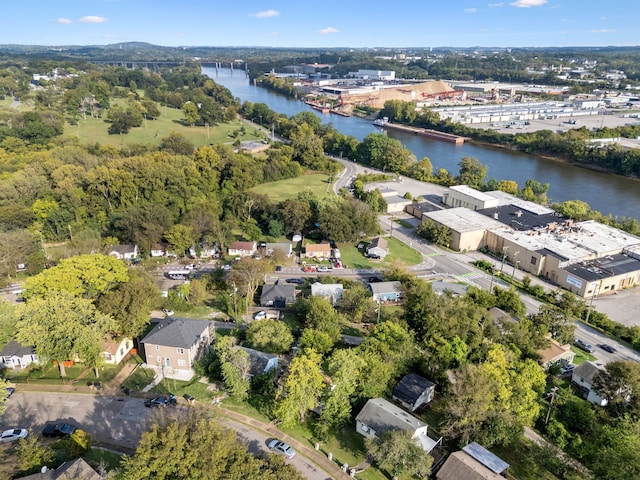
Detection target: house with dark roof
<box><xmin>260</xmin><ymin>284</ymin><xmax>296</xmax><ymax>308</ymax></box>
<box><xmin>108</xmin><ymin>244</ymin><xmax>138</xmax><ymax>261</ymax></box>
<box><xmin>141</xmin><ymin>317</ymin><xmax>212</xmax><ymax>378</ymax></box>
<box><xmin>239</xmin><ymin>346</ymin><xmax>278</xmax><ymax>377</ymax></box>
<box><xmin>392</xmin><ymin>373</ymin><xmax>436</xmax><ymax>412</ymax></box>
<box><xmin>366</xmin><ymin>237</ymin><xmax>389</xmax><ymax>259</ymax></box>
<box><xmin>571</xmin><ymin>361</ymin><xmax>608</xmax><ymax>405</ymax></box>
<box><xmin>355</xmin><ymin>397</ymin><xmax>440</xmax><ymax>452</ymax></box>
<box><xmin>436</xmin><ymin>442</ymin><xmax>509</xmax><ymax>480</ymax></box>
<box><xmin>0</xmin><ymin>340</ymin><xmax>39</xmax><ymax>370</ymax></box>
<box><xmin>369</xmin><ymin>281</ymin><xmax>403</xmax><ymax>303</ymax></box>
<box><xmin>228</xmin><ymin>241</ymin><xmax>257</xmax><ymax>257</ymax></box>
<box><xmin>17</xmin><ymin>458</ymin><xmax>101</xmax><ymax>480</ymax></box>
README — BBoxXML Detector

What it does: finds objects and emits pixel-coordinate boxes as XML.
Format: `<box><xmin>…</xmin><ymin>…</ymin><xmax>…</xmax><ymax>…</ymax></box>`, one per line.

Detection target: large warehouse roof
<box><xmin>425</xmin><ymin>207</ymin><xmax>504</xmax><ymax>233</ymax></box>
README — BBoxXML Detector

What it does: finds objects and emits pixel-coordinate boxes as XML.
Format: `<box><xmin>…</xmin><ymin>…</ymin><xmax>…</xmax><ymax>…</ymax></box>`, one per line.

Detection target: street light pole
<box><xmin>500</xmin><ymin>246</ymin><xmax>509</xmax><ymax>274</ymax></box>
<box><xmin>511</xmin><ymin>251</ymin><xmax>520</xmax><ymax>281</ymax></box>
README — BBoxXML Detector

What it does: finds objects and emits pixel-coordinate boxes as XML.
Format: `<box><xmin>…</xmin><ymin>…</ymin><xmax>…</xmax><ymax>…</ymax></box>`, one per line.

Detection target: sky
<box><xmin>0</xmin><ymin>0</ymin><xmax>638</xmax><ymax>49</ymax></box>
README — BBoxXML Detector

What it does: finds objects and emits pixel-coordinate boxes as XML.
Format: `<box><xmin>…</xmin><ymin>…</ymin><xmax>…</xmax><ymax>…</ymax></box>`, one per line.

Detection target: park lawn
<box><xmin>62</xmin><ymin>100</ymin><xmax>262</xmax><ymax>148</ymax></box>
<box><xmin>250</xmin><ymin>174</ymin><xmax>331</xmax><ymax>203</ymax></box>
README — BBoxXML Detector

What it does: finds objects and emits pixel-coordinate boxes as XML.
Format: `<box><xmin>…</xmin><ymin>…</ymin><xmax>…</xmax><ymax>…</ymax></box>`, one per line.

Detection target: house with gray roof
<box><xmin>571</xmin><ymin>361</ymin><xmax>608</xmax><ymax>405</ymax></box>
<box><xmin>265</xmin><ymin>242</ymin><xmax>293</xmax><ymax>258</ymax></box>
<box><xmin>369</xmin><ymin>281</ymin><xmax>403</xmax><ymax>303</ymax></box>
<box><xmin>107</xmin><ymin>244</ymin><xmax>138</xmax><ymax>261</ymax></box>
<box><xmin>239</xmin><ymin>346</ymin><xmax>279</xmax><ymax>377</ymax></box>
<box><xmin>392</xmin><ymin>373</ymin><xmax>436</xmax><ymax>412</ymax></box>
<box><xmin>141</xmin><ymin>317</ymin><xmax>212</xmax><ymax>379</ymax></box>
<box><xmin>436</xmin><ymin>442</ymin><xmax>509</xmax><ymax>480</ymax></box>
<box><xmin>260</xmin><ymin>284</ymin><xmax>296</xmax><ymax>308</ymax></box>
<box><xmin>310</xmin><ymin>282</ymin><xmax>344</xmax><ymax>306</ymax></box>
<box><xmin>17</xmin><ymin>458</ymin><xmax>101</xmax><ymax>480</ymax></box>
<box><xmin>355</xmin><ymin>397</ymin><xmax>440</xmax><ymax>452</ymax></box>
<box><xmin>0</xmin><ymin>340</ymin><xmax>38</xmax><ymax>370</ymax></box>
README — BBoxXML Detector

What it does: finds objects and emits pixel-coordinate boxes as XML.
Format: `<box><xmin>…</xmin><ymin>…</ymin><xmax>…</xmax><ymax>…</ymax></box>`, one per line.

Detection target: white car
<box><xmin>0</xmin><ymin>428</ymin><xmax>28</xmax><ymax>443</ymax></box>
<box><xmin>220</xmin><ymin>264</ymin><xmax>232</xmax><ymax>271</ymax></box>
<box><xmin>254</xmin><ymin>310</ymin><xmax>267</xmax><ymax>320</ymax></box>
<box><xmin>267</xmin><ymin>439</ymin><xmax>296</xmax><ymax>458</ymax></box>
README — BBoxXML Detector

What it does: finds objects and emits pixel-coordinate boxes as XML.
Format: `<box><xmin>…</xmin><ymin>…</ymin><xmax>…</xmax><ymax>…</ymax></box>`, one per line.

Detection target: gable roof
<box><xmin>437</xmin><ymin>451</ymin><xmax>504</xmax><ymax>480</ymax></box>
<box><xmin>368</xmin><ymin>237</ymin><xmax>389</xmax><ymax>250</ymax></box>
<box><xmin>369</xmin><ymin>281</ymin><xmax>403</xmax><ymax>295</ymax></box>
<box><xmin>356</xmin><ymin>397</ymin><xmax>425</xmax><ymax>434</ymax></box>
<box><xmin>229</xmin><ymin>241</ymin><xmax>256</xmax><ymax>251</ymax></box>
<box><xmin>108</xmin><ymin>244</ymin><xmax>136</xmax><ymax>255</ymax></box>
<box><xmin>0</xmin><ymin>339</ymin><xmax>35</xmax><ymax>357</ymax></box>
<box><xmin>393</xmin><ymin>373</ymin><xmax>436</xmax><ymax>404</ymax></box>
<box><xmin>305</xmin><ymin>243</ymin><xmax>331</xmax><ymax>253</ymax></box>
<box><xmin>17</xmin><ymin>458</ymin><xmax>100</xmax><ymax>480</ymax></box>
<box><xmin>260</xmin><ymin>284</ymin><xmax>296</xmax><ymax>302</ymax></box>
<box><xmin>463</xmin><ymin>442</ymin><xmax>509</xmax><ymax>474</ymax></box>
<box><xmin>573</xmin><ymin>361</ymin><xmax>602</xmax><ymax>384</ymax></box>
<box><xmin>310</xmin><ymin>282</ymin><xmax>344</xmax><ymax>296</ymax></box>
<box><xmin>239</xmin><ymin>346</ymin><xmax>278</xmax><ymax>376</ymax></box>
<box><xmin>537</xmin><ymin>339</ymin><xmax>573</xmax><ymax>365</ymax></box>
<box><xmin>141</xmin><ymin>317</ymin><xmax>210</xmax><ymax>349</ymax></box>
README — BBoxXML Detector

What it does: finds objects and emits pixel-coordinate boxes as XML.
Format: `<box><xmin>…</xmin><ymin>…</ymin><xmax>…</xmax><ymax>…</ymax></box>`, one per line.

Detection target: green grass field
<box><xmin>338</xmin><ymin>236</ymin><xmax>422</xmax><ymax>270</ymax></box>
<box><xmin>61</xmin><ymin>99</ymin><xmax>264</xmax><ymax>148</ymax></box>
<box><xmin>250</xmin><ymin>174</ymin><xmax>331</xmax><ymax>202</ymax></box>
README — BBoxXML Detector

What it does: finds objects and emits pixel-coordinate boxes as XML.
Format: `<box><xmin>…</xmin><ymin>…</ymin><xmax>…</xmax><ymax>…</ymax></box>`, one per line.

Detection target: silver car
<box><xmin>267</xmin><ymin>439</ymin><xmax>296</xmax><ymax>458</ymax></box>
<box><xmin>0</xmin><ymin>428</ymin><xmax>28</xmax><ymax>443</ymax></box>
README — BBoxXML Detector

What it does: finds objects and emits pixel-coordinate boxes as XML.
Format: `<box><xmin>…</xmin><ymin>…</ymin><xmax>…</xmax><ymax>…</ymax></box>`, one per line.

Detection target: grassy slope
<box><xmin>250</xmin><ymin>174</ymin><xmax>331</xmax><ymax>203</ymax></box>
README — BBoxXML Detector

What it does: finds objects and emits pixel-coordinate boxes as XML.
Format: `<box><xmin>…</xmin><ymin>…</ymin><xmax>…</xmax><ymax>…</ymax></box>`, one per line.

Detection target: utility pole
<box><xmin>545</xmin><ymin>387</ymin><xmax>559</xmax><ymax>425</ymax></box>
<box><xmin>500</xmin><ymin>246</ymin><xmax>509</xmax><ymax>274</ymax></box>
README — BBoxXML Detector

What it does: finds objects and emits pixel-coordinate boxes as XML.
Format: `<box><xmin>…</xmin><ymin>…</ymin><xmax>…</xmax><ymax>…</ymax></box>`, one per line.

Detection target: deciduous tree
<box><xmin>365</xmin><ymin>430</ymin><xmax>433</xmax><ymax>479</ymax></box>
<box><xmin>275</xmin><ymin>351</ymin><xmax>325</xmax><ymax>425</ymax></box>
<box><xmin>246</xmin><ymin>319</ymin><xmax>294</xmax><ymax>354</ymax></box>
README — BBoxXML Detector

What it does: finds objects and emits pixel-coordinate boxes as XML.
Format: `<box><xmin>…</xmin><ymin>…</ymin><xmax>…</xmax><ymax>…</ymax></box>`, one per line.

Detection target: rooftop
<box><xmin>573</xmin><ymin>361</ymin><xmax>602</xmax><ymax>384</ymax></box>
<box><xmin>393</xmin><ymin>373</ymin><xmax>435</xmax><ymax>404</ymax></box>
<box><xmin>369</xmin><ymin>280</ymin><xmax>403</xmax><ymax>295</ymax></box>
<box><xmin>564</xmin><ymin>253</ymin><xmax>640</xmax><ymax>282</ymax></box>
<box><xmin>142</xmin><ymin>317</ymin><xmax>210</xmax><ymax>349</ymax></box>
<box><xmin>449</xmin><ymin>185</ymin><xmax>497</xmax><ymax>203</ymax></box>
<box><xmin>425</xmin><ymin>207</ymin><xmax>504</xmax><ymax>233</ymax></box>
<box><xmin>356</xmin><ymin>397</ymin><xmax>426</xmax><ymax>434</ymax></box>
<box><xmin>478</xmin><ymin>203</ymin><xmax>560</xmax><ymax>231</ymax></box>
<box><xmin>484</xmin><ymin>190</ymin><xmax>555</xmax><ymax>215</ymax></box>
<box><xmin>463</xmin><ymin>442</ymin><xmax>510</xmax><ymax>474</ymax></box>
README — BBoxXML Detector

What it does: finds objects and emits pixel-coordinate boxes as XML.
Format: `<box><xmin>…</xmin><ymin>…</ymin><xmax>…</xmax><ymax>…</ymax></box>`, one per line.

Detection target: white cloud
<box><xmin>590</xmin><ymin>29</ymin><xmax>616</xmax><ymax>33</ymax></box>
<box><xmin>318</xmin><ymin>27</ymin><xmax>338</xmax><ymax>34</ymax></box>
<box><xmin>488</xmin><ymin>2</ymin><xmax>504</xmax><ymax>6</ymax></box>
<box><xmin>57</xmin><ymin>18</ymin><xmax>73</xmax><ymax>24</ymax></box>
<box><xmin>464</xmin><ymin>7</ymin><xmax>477</xmax><ymax>13</ymax></box>
<box><xmin>510</xmin><ymin>0</ymin><xmax>547</xmax><ymax>7</ymax></box>
<box><xmin>79</xmin><ymin>16</ymin><xmax>108</xmax><ymax>23</ymax></box>
<box><xmin>250</xmin><ymin>10</ymin><xmax>279</xmax><ymax>18</ymax></box>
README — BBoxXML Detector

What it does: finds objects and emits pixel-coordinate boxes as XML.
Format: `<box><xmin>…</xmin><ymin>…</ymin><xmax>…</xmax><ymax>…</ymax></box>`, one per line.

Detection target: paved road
<box><xmin>1</xmin><ymin>392</ymin><xmax>340</xmax><ymax>480</ymax></box>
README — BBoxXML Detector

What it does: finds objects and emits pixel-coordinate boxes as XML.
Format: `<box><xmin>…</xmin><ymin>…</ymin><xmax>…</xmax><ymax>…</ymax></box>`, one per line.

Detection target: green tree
<box><xmin>296</xmin><ymin>295</ymin><xmax>343</xmax><ymax>341</ymax></box>
<box><xmin>16</xmin><ymin>429</ymin><xmax>54</xmax><ymax>475</ymax></box>
<box><xmin>299</xmin><ymin>328</ymin><xmax>334</xmax><ymax>356</ymax></box>
<box><xmin>593</xmin><ymin>360</ymin><xmax>640</xmax><ymax>415</ymax></box>
<box><xmin>183</xmin><ymin>101</ymin><xmax>199</xmax><ymax>126</ymax></box>
<box><xmin>365</xmin><ymin>430</ymin><xmax>434</xmax><ymax>479</ymax></box>
<box><xmin>229</xmin><ymin>258</ymin><xmax>271</xmax><ymax>314</ymax></box>
<box><xmin>24</xmin><ymin>254</ymin><xmax>129</xmax><ymax>301</ymax></box>
<box><xmin>416</xmin><ymin>219</ymin><xmax>451</xmax><ymax>248</ymax></box>
<box><xmin>246</xmin><ymin>319</ymin><xmax>294</xmax><ymax>354</ymax></box>
<box><xmin>457</xmin><ymin>156</ymin><xmax>488</xmax><ymax>188</ymax></box>
<box><xmin>275</xmin><ymin>351</ymin><xmax>325</xmax><ymax>425</ymax></box>
<box><xmin>15</xmin><ymin>291</ymin><xmax>115</xmax><ymax>377</ymax></box>
<box><xmin>164</xmin><ymin>224</ymin><xmax>196</xmax><ymax>257</ymax></box>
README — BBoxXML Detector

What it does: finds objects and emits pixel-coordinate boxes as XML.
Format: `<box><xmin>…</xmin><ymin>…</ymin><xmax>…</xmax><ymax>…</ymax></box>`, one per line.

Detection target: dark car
<box><xmin>42</xmin><ymin>423</ymin><xmax>77</xmax><ymax>438</ymax></box>
<box><xmin>599</xmin><ymin>343</ymin><xmax>617</xmax><ymax>354</ymax></box>
<box><xmin>575</xmin><ymin>339</ymin><xmax>596</xmax><ymax>353</ymax></box>
<box><xmin>367</xmin><ymin>253</ymin><xmax>381</xmax><ymax>260</ymax></box>
<box><xmin>368</xmin><ymin>276</ymin><xmax>382</xmax><ymax>283</ymax></box>
<box><xmin>145</xmin><ymin>397</ymin><xmax>171</xmax><ymax>408</ymax></box>
<box><xmin>286</xmin><ymin>278</ymin><xmax>305</xmax><ymax>284</ymax></box>
<box><xmin>5</xmin><ymin>387</ymin><xmax>15</xmax><ymax>398</ymax></box>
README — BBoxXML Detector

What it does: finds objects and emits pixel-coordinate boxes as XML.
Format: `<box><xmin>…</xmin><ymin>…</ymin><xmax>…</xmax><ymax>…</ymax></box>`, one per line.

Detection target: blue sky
<box><xmin>1</xmin><ymin>0</ymin><xmax>638</xmax><ymax>48</ymax></box>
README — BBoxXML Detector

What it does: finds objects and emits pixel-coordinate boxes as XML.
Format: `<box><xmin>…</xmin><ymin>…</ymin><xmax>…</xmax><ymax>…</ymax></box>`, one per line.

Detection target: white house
<box><xmin>310</xmin><ymin>282</ymin><xmax>344</xmax><ymax>306</ymax></box>
<box><xmin>101</xmin><ymin>337</ymin><xmax>134</xmax><ymax>365</ymax></box>
<box><xmin>571</xmin><ymin>361</ymin><xmax>608</xmax><ymax>406</ymax></box>
<box><xmin>108</xmin><ymin>244</ymin><xmax>138</xmax><ymax>261</ymax></box>
<box><xmin>355</xmin><ymin>397</ymin><xmax>440</xmax><ymax>452</ymax></box>
<box><xmin>0</xmin><ymin>340</ymin><xmax>39</xmax><ymax>370</ymax></box>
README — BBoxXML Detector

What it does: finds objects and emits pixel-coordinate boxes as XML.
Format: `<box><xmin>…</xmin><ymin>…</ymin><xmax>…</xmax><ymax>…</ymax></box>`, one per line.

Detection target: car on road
<box><xmin>220</xmin><ymin>264</ymin><xmax>232</xmax><ymax>271</ymax></box>
<box><xmin>0</xmin><ymin>428</ymin><xmax>28</xmax><ymax>443</ymax></box>
<box><xmin>267</xmin><ymin>439</ymin><xmax>296</xmax><ymax>458</ymax></box>
<box><xmin>254</xmin><ymin>310</ymin><xmax>267</xmax><ymax>320</ymax></box>
<box><xmin>317</xmin><ymin>266</ymin><xmax>330</xmax><ymax>272</ymax></box>
<box><xmin>5</xmin><ymin>387</ymin><xmax>15</xmax><ymax>398</ymax></box>
<box><xmin>286</xmin><ymin>278</ymin><xmax>304</xmax><ymax>284</ymax></box>
<box><xmin>368</xmin><ymin>276</ymin><xmax>382</xmax><ymax>283</ymax></box>
<box><xmin>144</xmin><ymin>397</ymin><xmax>175</xmax><ymax>408</ymax></box>
<box><xmin>599</xmin><ymin>343</ymin><xmax>618</xmax><ymax>354</ymax></box>
<box><xmin>575</xmin><ymin>339</ymin><xmax>596</xmax><ymax>353</ymax></box>
<box><xmin>42</xmin><ymin>423</ymin><xmax>77</xmax><ymax>438</ymax></box>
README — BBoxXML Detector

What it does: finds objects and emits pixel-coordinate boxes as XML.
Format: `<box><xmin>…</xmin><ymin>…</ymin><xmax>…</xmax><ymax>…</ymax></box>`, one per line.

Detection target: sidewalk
<box><xmin>217</xmin><ymin>407</ymin><xmax>353</xmax><ymax>480</ymax></box>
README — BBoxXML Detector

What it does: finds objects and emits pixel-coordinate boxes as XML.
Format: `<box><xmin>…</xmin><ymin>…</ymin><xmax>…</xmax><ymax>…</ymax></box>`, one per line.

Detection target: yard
<box><xmin>337</xmin><ymin>237</ymin><xmax>422</xmax><ymax>270</ymax></box>
<box><xmin>250</xmin><ymin>174</ymin><xmax>331</xmax><ymax>203</ymax></box>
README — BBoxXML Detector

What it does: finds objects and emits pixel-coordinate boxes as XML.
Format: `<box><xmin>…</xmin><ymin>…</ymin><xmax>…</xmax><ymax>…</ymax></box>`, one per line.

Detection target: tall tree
<box><xmin>15</xmin><ymin>291</ymin><xmax>115</xmax><ymax>377</ymax></box>
<box><xmin>275</xmin><ymin>351</ymin><xmax>325</xmax><ymax>425</ymax></box>
<box><xmin>457</xmin><ymin>156</ymin><xmax>488</xmax><ymax>188</ymax></box>
<box><xmin>365</xmin><ymin>430</ymin><xmax>433</xmax><ymax>479</ymax></box>
<box><xmin>246</xmin><ymin>319</ymin><xmax>294</xmax><ymax>354</ymax></box>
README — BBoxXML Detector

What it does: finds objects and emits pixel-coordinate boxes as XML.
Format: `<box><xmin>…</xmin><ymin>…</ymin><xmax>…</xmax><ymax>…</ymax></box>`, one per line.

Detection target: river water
<box><xmin>203</xmin><ymin>67</ymin><xmax>640</xmax><ymax>221</ymax></box>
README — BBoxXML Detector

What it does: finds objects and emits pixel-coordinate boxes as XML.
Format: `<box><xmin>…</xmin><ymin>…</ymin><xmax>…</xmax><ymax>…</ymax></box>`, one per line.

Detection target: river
<box><xmin>203</xmin><ymin>67</ymin><xmax>640</xmax><ymax>221</ymax></box>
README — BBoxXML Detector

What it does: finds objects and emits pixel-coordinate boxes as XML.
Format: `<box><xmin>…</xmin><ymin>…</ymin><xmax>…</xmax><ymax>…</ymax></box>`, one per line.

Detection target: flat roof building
<box><xmin>423</xmin><ymin>208</ymin><xmax>504</xmax><ymax>251</ymax></box>
<box><xmin>443</xmin><ymin>185</ymin><xmax>499</xmax><ymax>211</ymax></box>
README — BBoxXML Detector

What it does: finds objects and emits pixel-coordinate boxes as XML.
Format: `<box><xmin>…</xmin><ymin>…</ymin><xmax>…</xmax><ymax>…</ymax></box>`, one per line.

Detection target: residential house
<box><xmin>310</xmin><ymin>282</ymin><xmax>344</xmax><ymax>306</ymax></box>
<box><xmin>149</xmin><ymin>244</ymin><xmax>166</xmax><ymax>257</ymax></box>
<box><xmin>436</xmin><ymin>442</ymin><xmax>509</xmax><ymax>480</ymax></box>
<box><xmin>355</xmin><ymin>397</ymin><xmax>440</xmax><ymax>452</ymax></box>
<box><xmin>239</xmin><ymin>346</ymin><xmax>279</xmax><ymax>377</ymax></box>
<box><xmin>369</xmin><ymin>281</ymin><xmax>403</xmax><ymax>303</ymax></box>
<box><xmin>108</xmin><ymin>244</ymin><xmax>138</xmax><ymax>261</ymax></box>
<box><xmin>141</xmin><ymin>317</ymin><xmax>212</xmax><ymax>379</ymax></box>
<box><xmin>260</xmin><ymin>284</ymin><xmax>296</xmax><ymax>308</ymax></box>
<box><xmin>537</xmin><ymin>338</ymin><xmax>575</xmax><ymax>370</ymax></box>
<box><xmin>265</xmin><ymin>242</ymin><xmax>293</xmax><ymax>258</ymax></box>
<box><xmin>17</xmin><ymin>458</ymin><xmax>101</xmax><ymax>480</ymax></box>
<box><xmin>0</xmin><ymin>340</ymin><xmax>38</xmax><ymax>370</ymax></box>
<box><xmin>366</xmin><ymin>237</ymin><xmax>389</xmax><ymax>259</ymax></box>
<box><xmin>571</xmin><ymin>361</ymin><xmax>608</xmax><ymax>405</ymax></box>
<box><xmin>392</xmin><ymin>373</ymin><xmax>436</xmax><ymax>412</ymax></box>
<box><xmin>102</xmin><ymin>337</ymin><xmax>133</xmax><ymax>365</ymax></box>
<box><xmin>228</xmin><ymin>241</ymin><xmax>257</xmax><ymax>257</ymax></box>
<box><xmin>431</xmin><ymin>280</ymin><xmax>469</xmax><ymax>296</ymax></box>
<box><xmin>304</xmin><ymin>243</ymin><xmax>332</xmax><ymax>259</ymax></box>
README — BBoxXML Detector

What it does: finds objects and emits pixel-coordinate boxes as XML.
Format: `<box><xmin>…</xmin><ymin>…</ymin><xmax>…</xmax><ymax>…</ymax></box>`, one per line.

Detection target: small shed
<box><xmin>392</xmin><ymin>373</ymin><xmax>436</xmax><ymax>411</ymax></box>
<box><xmin>239</xmin><ymin>346</ymin><xmax>278</xmax><ymax>377</ymax></box>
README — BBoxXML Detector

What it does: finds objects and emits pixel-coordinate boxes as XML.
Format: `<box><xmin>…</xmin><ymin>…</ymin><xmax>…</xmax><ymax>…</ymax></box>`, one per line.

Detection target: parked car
<box><xmin>220</xmin><ymin>264</ymin><xmax>232</xmax><ymax>271</ymax></box>
<box><xmin>367</xmin><ymin>253</ymin><xmax>381</xmax><ymax>260</ymax></box>
<box><xmin>162</xmin><ymin>308</ymin><xmax>175</xmax><ymax>317</ymax></box>
<box><xmin>0</xmin><ymin>428</ymin><xmax>28</xmax><ymax>443</ymax></box>
<box><xmin>560</xmin><ymin>365</ymin><xmax>575</xmax><ymax>376</ymax></box>
<box><xmin>144</xmin><ymin>397</ymin><xmax>174</xmax><ymax>408</ymax></box>
<box><xmin>267</xmin><ymin>439</ymin><xmax>296</xmax><ymax>458</ymax></box>
<box><xmin>317</xmin><ymin>266</ymin><xmax>330</xmax><ymax>272</ymax></box>
<box><xmin>42</xmin><ymin>423</ymin><xmax>77</xmax><ymax>438</ymax></box>
<box><xmin>599</xmin><ymin>343</ymin><xmax>617</xmax><ymax>354</ymax></box>
<box><xmin>368</xmin><ymin>276</ymin><xmax>382</xmax><ymax>283</ymax></box>
<box><xmin>184</xmin><ymin>264</ymin><xmax>196</xmax><ymax>270</ymax></box>
<box><xmin>286</xmin><ymin>278</ymin><xmax>305</xmax><ymax>284</ymax></box>
<box><xmin>5</xmin><ymin>387</ymin><xmax>15</xmax><ymax>398</ymax></box>
<box><xmin>575</xmin><ymin>339</ymin><xmax>596</xmax><ymax>353</ymax></box>
<box><xmin>254</xmin><ymin>310</ymin><xmax>268</xmax><ymax>320</ymax></box>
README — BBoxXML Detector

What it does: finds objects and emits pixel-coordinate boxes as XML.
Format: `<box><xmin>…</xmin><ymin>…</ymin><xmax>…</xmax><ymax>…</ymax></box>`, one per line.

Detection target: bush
<box><xmin>58</xmin><ymin>429</ymin><xmax>91</xmax><ymax>457</ymax></box>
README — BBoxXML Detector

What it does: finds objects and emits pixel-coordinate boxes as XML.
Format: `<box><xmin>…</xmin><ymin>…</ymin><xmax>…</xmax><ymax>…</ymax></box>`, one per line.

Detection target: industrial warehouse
<box><xmin>418</xmin><ymin>185</ymin><xmax>640</xmax><ymax>298</ymax></box>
